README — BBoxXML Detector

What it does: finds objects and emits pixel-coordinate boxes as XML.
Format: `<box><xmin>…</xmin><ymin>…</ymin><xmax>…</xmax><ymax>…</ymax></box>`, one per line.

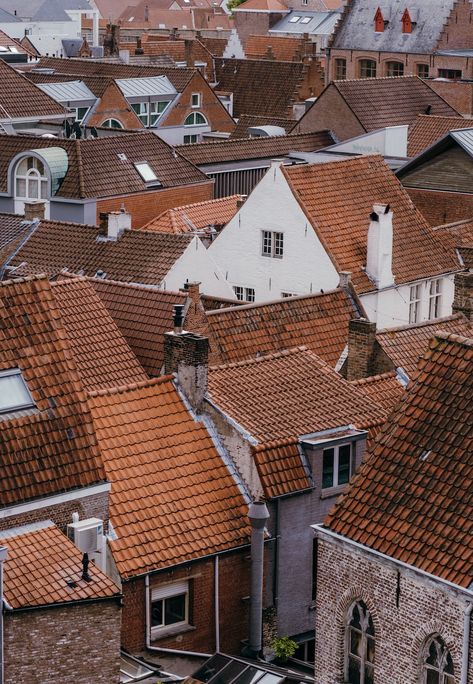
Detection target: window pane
<box><xmin>28</xmin><ymin>178</ymin><xmax>39</xmax><ymax>199</ymax></box>
<box><xmin>40</xmin><ymin>180</ymin><xmax>48</xmax><ymax>199</ymax></box>
<box><xmin>445</xmin><ymin>652</ymin><xmax>454</xmax><ymax>674</ymax></box>
<box><xmin>16</xmin><ymin>178</ymin><xmax>26</xmax><ymax>197</ymax></box>
<box><xmin>164</xmin><ymin>593</ymin><xmax>186</xmax><ymax>624</ymax></box>
<box><xmin>426</xmin><ymin>670</ymin><xmax>440</xmax><ymax>684</ymax></box>
<box><xmin>262</xmin><ymin>231</ymin><xmax>272</xmax><ymax>256</ymax></box>
<box><xmin>366</xmin><ymin>636</ymin><xmax>375</xmax><ymax>663</ymax></box>
<box><xmin>338</xmin><ymin>444</ymin><xmax>351</xmax><ymax>485</ymax></box>
<box><xmin>0</xmin><ymin>372</ymin><xmax>34</xmax><ymax>412</ymax></box>
<box><xmin>348</xmin><ymin>656</ymin><xmax>361</xmax><ymax>684</ymax></box>
<box><xmin>427</xmin><ymin>641</ymin><xmax>440</xmax><ymax>666</ymax></box>
<box><xmin>364</xmin><ymin>664</ymin><xmax>374</xmax><ymax>684</ymax></box>
<box><xmin>234</xmin><ymin>667</ymin><xmax>263</xmax><ymax>684</ymax></box>
<box><xmin>151</xmin><ymin>599</ymin><xmax>163</xmax><ymax>627</ymax></box>
<box><xmin>274</xmin><ymin>232</ymin><xmax>284</xmax><ymax>258</ymax></box>
<box><xmin>350</xmin><ymin>628</ymin><xmax>362</xmax><ymax>656</ymax></box>
<box><xmin>322</xmin><ymin>448</ymin><xmax>334</xmax><ymax>488</ymax></box>
<box><xmin>16</xmin><ymin>158</ymin><xmax>28</xmax><ymax>174</ymax></box>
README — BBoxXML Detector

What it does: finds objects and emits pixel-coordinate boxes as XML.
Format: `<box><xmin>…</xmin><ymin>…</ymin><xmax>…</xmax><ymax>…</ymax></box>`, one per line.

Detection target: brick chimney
<box><xmin>366</xmin><ymin>204</ymin><xmax>394</xmax><ymax>290</ymax></box>
<box><xmin>184</xmin><ymin>39</ymin><xmax>195</xmax><ymax>67</ymax></box>
<box><xmin>452</xmin><ymin>271</ymin><xmax>473</xmax><ymax>322</ymax></box>
<box><xmin>346</xmin><ymin>318</ymin><xmax>378</xmax><ymax>381</ymax></box>
<box><xmin>164</xmin><ymin>307</ymin><xmax>209</xmax><ymax>412</ymax></box>
<box><xmin>24</xmin><ymin>201</ymin><xmax>45</xmax><ymax>221</ymax></box>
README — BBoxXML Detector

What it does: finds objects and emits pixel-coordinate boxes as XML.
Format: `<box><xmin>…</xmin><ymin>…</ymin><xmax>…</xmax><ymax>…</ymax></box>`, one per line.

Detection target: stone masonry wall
<box><xmin>314</xmin><ymin>535</ymin><xmax>473</xmax><ymax>684</ymax></box>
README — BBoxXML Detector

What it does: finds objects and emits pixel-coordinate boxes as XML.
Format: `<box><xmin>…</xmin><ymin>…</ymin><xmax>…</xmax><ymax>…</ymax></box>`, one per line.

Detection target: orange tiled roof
<box><xmin>1</xmin><ymin>522</ymin><xmax>120</xmax><ymax>609</ymax></box>
<box><xmin>325</xmin><ymin>332</ymin><xmax>473</xmax><ymax>588</ymax></box>
<box><xmin>350</xmin><ymin>372</ymin><xmax>405</xmax><ymax>414</ymax></box>
<box><xmin>253</xmin><ymin>441</ymin><xmax>310</xmax><ymax>498</ymax></box>
<box><xmin>283</xmin><ymin>156</ymin><xmax>459</xmax><ymax>294</ymax></box>
<box><xmin>245</xmin><ymin>35</ymin><xmax>304</xmax><ymax>61</ymax></box>
<box><xmin>88</xmin><ymin>377</ymin><xmax>251</xmax><ymax>578</ymax></box>
<box><xmin>52</xmin><ymin>278</ymin><xmax>148</xmax><ymax>391</ymax></box>
<box><xmin>234</xmin><ymin>0</ymin><xmax>288</xmax><ymax>10</ymax></box>
<box><xmin>408</xmin><ymin>114</ymin><xmax>472</xmax><ymax>157</ymax></box>
<box><xmin>0</xmin><ymin>276</ymin><xmax>107</xmax><ymax>508</ymax></box>
<box><xmin>142</xmin><ymin>195</ymin><xmax>242</xmax><ymax>234</ymax></box>
<box><xmin>87</xmin><ymin>277</ymin><xmax>187</xmax><ymax>376</ymax></box>
<box><xmin>375</xmin><ymin>314</ymin><xmax>473</xmax><ymax>379</ymax></box>
<box><xmin>433</xmin><ymin>218</ymin><xmax>473</xmax><ymax>266</ymax></box>
<box><xmin>205</xmin><ymin>288</ymin><xmax>363</xmax><ymax>367</ymax></box>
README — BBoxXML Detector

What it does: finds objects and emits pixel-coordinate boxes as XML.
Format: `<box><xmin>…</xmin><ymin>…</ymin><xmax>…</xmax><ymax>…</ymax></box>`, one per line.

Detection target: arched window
<box><xmin>101</xmin><ymin>118</ymin><xmax>124</xmax><ymax>129</ymax></box>
<box><xmin>15</xmin><ymin>156</ymin><xmax>48</xmax><ymax>201</ymax></box>
<box><xmin>346</xmin><ymin>601</ymin><xmax>375</xmax><ymax>684</ymax></box>
<box><xmin>184</xmin><ymin>112</ymin><xmax>207</xmax><ymax>126</ymax></box>
<box><xmin>422</xmin><ymin>636</ymin><xmax>454</xmax><ymax>684</ymax></box>
<box><xmin>386</xmin><ymin>61</ymin><xmax>404</xmax><ymax>76</ymax></box>
<box><xmin>358</xmin><ymin>60</ymin><xmax>377</xmax><ymax>78</ymax></box>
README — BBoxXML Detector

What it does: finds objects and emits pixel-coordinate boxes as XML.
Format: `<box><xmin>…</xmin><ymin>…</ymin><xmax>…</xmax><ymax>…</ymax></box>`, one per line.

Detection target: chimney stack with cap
<box><xmin>366</xmin><ymin>204</ymin><xmax>394</xmax><ymax>290</ymax></box>
<box><xmin>102</xmin><ymin>206</ymin><xmax>132</xmax><ymax>240</ymax></box>
<box><xmin>452</xmin><ymin>271</ymin><xmax>473</xmax><ymax>322</ymax></box>
<box><xmin>346</xmin><ymin>317</ymin><xmax>378</xmax><ymax>381</ymax></box>
<box><xmin>24</xmin><ymin>202</ymin><xmax>45</xmax><ymax>222</ymax></box>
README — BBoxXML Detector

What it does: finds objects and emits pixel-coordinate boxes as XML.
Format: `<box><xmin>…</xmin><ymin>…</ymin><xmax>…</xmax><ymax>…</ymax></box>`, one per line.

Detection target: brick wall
<box><xmin>234</xmin><ymin>12</ymin><xmax>285</xmax><ymax>48</ymax></box>
<box><xmin>436</xmin><ymin>0</ymin><xmax>473</xmax><ymax>51</ymax></box>
<box><xmin>404</xmin><ymin>187</ymin><xmax>473</xmax><ymax>226</ymax></box>
<box><xmin>4</xmin><ymin>601</ymin><xmax>122</xmax><ymax>684</ymax></box>
<box><xmin>88</xmin><ymin>82</ymin><xmax>144</xmax><ymax>130</ymax></box>
<box><xmin>121</xmin><ymin>549</ymin><xmax>251</xmax><ymax>655</ymax></box>
<box><xmin>452</xmin><ymin>271</ymin><xmax>473</xmax><ymax>321</ymax></box>
<box><xmin>427</xmin><ymin>80</ymin><xmax>473</xmax><ymax>115</ymax></box>
<box><xmin>294</xmin><ymin>85</ymin><xmax>366</xmax><ymax>139</ymax></box>
<box><xmin>0</xmin><ymin>490</ymin><xmax>110</xmax><ymax>534</ymax></box>
<box><xmin>96</xmin><ymin>181</ymin><xmax>213</xmax><ymax>228</ymax></box>
<box><xmin>314</xmin><ymin>535</ymin><xmax>472</xmax><ymax>684</ymax></box>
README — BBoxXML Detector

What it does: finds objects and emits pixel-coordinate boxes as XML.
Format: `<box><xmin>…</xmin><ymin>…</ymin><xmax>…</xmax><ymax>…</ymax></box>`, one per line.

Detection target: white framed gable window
<box><xmin>191</xmin><ymin>93</ymin><xmax>201</xmax><ymax>108</ymax></box>
<box><xmin>15</xmin><ymin>156</ymin><xmax>48</xmax><ymax>202</ymax></box>
<box><xmin>150</xmin><ymin>581</ymin><xmax>189</xmax><ymax>638</ymax></box>
<box><xmin>322</xmin><ymin>443</ymin><xmax>351</xmax><ymax>489</ymax></box>
<box><xmin>0</xmin><ymin>369</ymin><xmax>35</xmax><ymax>414</ymax></box>
<box><xmin>409</xmin><ymin>283</ymin><xmax>422</xmax><ymax>324</ymax></box>
<box><xmin>428</xmin><ymin>278</ymin><xmax>442</xmax><ymax>320</ymax></box>
<box><xmin>261</xmin><ymin>230</ymin><xmax>283</xmax><ymax>258</ymax></box>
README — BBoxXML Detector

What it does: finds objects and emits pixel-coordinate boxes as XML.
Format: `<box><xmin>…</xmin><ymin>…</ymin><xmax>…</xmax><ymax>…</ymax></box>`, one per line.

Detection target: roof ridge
<box><xmin>0</xmin><ymin>273</ymin><xmax>48</xmax><ymax>288</ymax></box>
<box><xmin>376</xmin><ymin>314</ymin><xmax>466</xmax><ymax>335</ymax></box>
<box><xmin>350</xmin><ymin>371</ymin><xmax>398</xmax><ymax>385</ymax></box>
<box><xmin>253</xmin><ymin>437</ymin><xmax>299</xmax><ymax>452</ymax></box>
<box><xmin>335</xmin><ymin>75</ymin><xmax>419</xmax><ymax>85</ymax></box>
<box><xmin>209</xmin><ymin>345</ymin><xmax>309</xmax><ymax>370</ymax></box>
<box><xmin>206</xmin><ymin>287</ymin><xmax>346</xmax><ymax>315</ymax></box>
<box><xmin>73</xmin><ymin>274</ymin><xmax>188</xmax><ymax>297</ymax></box>
<box><xmin>433</xmin><ymin>217</ymin><xmax>473</xmax><ymax>230</ymax></box>
<box><xmin>432</xmin><ymin>330</ymin><xmax>473</xmax><ymax>348</ymax></box>
<box><xmin>176</xmin><ymin>130</ymin><xmax>327</xmax><ymax>150</ymax></box>
<box><xmin>87</xmin><ymin>374</ymin><xmax>173</xmax><ymax>398</ymax></box>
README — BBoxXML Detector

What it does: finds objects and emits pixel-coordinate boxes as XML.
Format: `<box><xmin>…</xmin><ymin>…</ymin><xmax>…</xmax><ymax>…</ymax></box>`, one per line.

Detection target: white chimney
<box><xmin>107</xmin><ymin>208</ymin><xmax>132</xmax><ymax>240</ymax></box>
<box><xmin>92</xmin><ymin>10</ymin><xmax>99</xmax><ymax>48</ymax></box>
<box><xmin>366</xmin><ymin>203</ymin><xmax>394</xmax><ymax>290</ymax></box>
<box><xmin>119</xmin><ymin>49</ymin><xmax>130</xmax><ymax>64</ymax></box>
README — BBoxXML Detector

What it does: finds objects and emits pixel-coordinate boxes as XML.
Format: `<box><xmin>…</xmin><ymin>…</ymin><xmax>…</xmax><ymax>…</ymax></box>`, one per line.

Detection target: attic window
<box><xmin>300</xmin><ymin>17</ymin><xmax>312</xmax><ymax>24</ymax></box>
<box><xmin>374</xmin><ymin>7</ymin><xmax>385</xmax><ymax>32</ymax></box>
<box><xmin>134</xmin><ymin>162</ymin><xmax>159</xmax><ymax>184</ymax></box>
<box><xmin>402</xmin><ymin>8</ymin><xmax>412</xmax><ymax>33</ymax></box>
<box><xmin>289</xmin><ymin>15</ymin><xmax>301</xmax><ymax>22</ymax></box>
<box><xmin>0</xmin><ymin>369</ymin><xmax>35</xmax><ymax>414</ymax></box>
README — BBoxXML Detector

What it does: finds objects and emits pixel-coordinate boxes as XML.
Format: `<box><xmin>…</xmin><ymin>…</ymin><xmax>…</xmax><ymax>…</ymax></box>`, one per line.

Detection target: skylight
<box><xmin>134</xmin><ymin>162</ymin><xmax>159</xmax><ymax>184</ymax></box>
<box><xmin>0</xmin><ymin>369</ymin><xmax>35</xmax><ymax>414</ymax></box>
<box><xmin>300</xmin><ymin>16</ymin><xmax>312</xmax><ymax>23</ymax></box>
<box><xmin>289</xmin><ymin>15</ymin><xmax>301</xmax><ymax>22</ymax></box>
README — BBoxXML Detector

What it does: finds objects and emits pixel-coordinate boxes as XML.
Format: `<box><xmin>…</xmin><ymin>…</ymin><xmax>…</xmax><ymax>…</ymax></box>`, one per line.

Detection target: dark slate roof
<box><xmin>332</xmin><ymin>0</ymin><xmax>457</xmax><ymax>54</ymax></box>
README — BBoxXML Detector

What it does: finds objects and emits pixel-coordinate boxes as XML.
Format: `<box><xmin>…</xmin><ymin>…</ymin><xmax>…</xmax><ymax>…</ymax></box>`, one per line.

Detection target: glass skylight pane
<box><xmin>134</xmin><ymin>162</ymin><xmax>158</xmax><ymax>183</ymax></box>
<box><xmin>300</xmin><ymin>16</ymin><xmax>312</xmax><ymax>23</ymax></box>
<box><xmin>0</xmin><ymin>370</ymin><xmax>34</xmax><ymax>413</ymax></box>
<box><xmin>289</xmin><ymin>16</ymin><xmax>300</xmax><ymax>22</ymax></box>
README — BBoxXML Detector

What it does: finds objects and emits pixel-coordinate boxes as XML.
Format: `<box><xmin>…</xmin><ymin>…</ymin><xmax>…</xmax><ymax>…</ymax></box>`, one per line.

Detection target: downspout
<box><xmin>214</xmin><ymin>555</ymin><xmax>220</xmax><ymax>653</ymax></box>
<box><xmin>461</xmin><ymin>602</ymin><xmax>473</xmax><ymax>684</ymax></box>
<box><xmin>243</xmin><ymin>501</ymin><xmax>270</xmax><ymax>659</ymax></box>
<box><xmin>0</xmin><ymin>546</ymin><xmax>8</xmax><ymax>684</ymax></box>
<box><xmin>272</xmin><ymin>499</ymin><xmax>279</xmax><ymax>610</ymax></box>
<box><xmin>144</xmin><ymin>574</ymin><xmax>211</xmax><ymax>658</ymax></box>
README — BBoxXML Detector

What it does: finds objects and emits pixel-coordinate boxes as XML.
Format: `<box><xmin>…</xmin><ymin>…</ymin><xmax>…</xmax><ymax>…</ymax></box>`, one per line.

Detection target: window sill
<box><xmin>320</xmin><ymin>484</ymin><xmax>348</xmax><ymax>499</ymax></box>
<box><xmin>150</xmin><ymin>623</ymin><xmax>196</xmax><ymax>641</ymax></box>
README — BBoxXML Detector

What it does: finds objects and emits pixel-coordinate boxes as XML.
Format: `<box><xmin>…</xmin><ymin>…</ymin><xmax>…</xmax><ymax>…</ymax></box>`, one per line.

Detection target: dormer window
<box><xmin>402</xmin><ymin>8</ymin><xmax>412</xmax><ymax>33</ymax></box>
<box><xmin>0</xmin><ymin>369</ymin><xmax>35</xmax><ymax>415</ymax></box>
<box><xmin>374</xmin><ymin>7</ymin><xmax>385</xmax><ymax>32</ymax></box>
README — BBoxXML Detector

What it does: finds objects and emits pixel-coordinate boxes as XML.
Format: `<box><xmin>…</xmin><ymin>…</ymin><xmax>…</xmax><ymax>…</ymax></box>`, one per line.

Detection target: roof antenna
<box><xmin>81</xmin><ymin>553</ymin><xmax>92</xmax><ymax>582</ymax></box>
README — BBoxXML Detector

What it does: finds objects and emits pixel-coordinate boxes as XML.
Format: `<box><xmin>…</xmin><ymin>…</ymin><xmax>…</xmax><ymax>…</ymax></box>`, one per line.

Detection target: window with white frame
<box><xmin>150</xmin><ymin>581</ymin><xmax>189</xmax><ymax>637</ymax></box>
<box><xmin>261</xmin><ymin>230</ymin><xmax>284</xmax><ymax>258</ymax></box>
<box><xmin>233</xmin><ymin>286</ymin><xmax>255</xmax><ymax>302</ymax></box>
<box><xmin>132</xmin><ymin>101</ymin><xmax>170</xmax><ymax>127</ymax></box>
<box><xmin>183</xmin><ymin>134</ymin><xmax>199</xmax><ymax>144</ymax></box>
<box><xmin>281</xmin><ymin>291</ymin><xmax>298</xmax><ymax>298</ymax></box>
<box><xmin>75</xmin><ymin>106</ymin><xmax>90</xmax><ymax>123</ymax></box>
<box><xmin>191</xmin><ymin>93</ymin><xmax>201</xmax><ymax>108</ymax></box>
<box><xmin>409</xmin><ymin>284</ymin><xmax>422</xmax><ymax>324</ymax></box>
<box><xmin>15</xmin><ymin>156</ymin><xmax>48</xmax><ymax>201</ymax></box>
<box><xmin>101</xmin><ymin>118</ymin><xmax>124</xmax><ymax>129</ymax></box>
<box><xmin>0</xmin><ymin>369</ymin><xmax>35</xmax><ymax>414</ymax></box>
<box><xmin>428</xmin><ymin>279</ymin><xmax>442</xmax><ymax>320</ymax></box>
<box><xmin>322</xmin><ymin>443</ymin><xmax>351</xmax><ymax>489</ymax></box>
<box><xmin>184</xmin><ymin>112</ymin><xmax>207</xmax><ymax>126</ymax></box>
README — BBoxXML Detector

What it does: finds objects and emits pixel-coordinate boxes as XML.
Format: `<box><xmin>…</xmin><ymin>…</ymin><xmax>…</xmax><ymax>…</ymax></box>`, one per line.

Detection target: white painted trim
<box><xmin>0</xmin><ymin>482</ymin><xmax>110</xmax><ymax>520</ymax></box>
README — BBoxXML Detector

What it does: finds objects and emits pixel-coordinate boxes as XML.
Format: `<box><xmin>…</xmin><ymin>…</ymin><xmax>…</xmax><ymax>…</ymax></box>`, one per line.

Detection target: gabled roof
<box><xmin>0</xmin><ymin>522</ymin><xmax>120</xmax><ymax>610</ymax></box>
<box><xmin>143</xmin><ymin>195</ymin><xmax>241</xmax><ymax>234</ymax></box>
<box><xmin>175</xmin><ymin>130</ymin><xmax>334</xmax><ymax>165</ymax></box>
<box><xmin>204</xmin><ymin>288</ymin><xmax>363</xmax><ymax>367</ymax></box>
<box><xmin>215</xmin><ymin>57</ymin><xmax>306</xmax><ymax>118</ymax></box>
<box><xmin>234</xmin><ymin>0</ymin><xmax>289</xmax><ymax>11</ymax></box>
<box><xmin>230</xmin><ymin>114</ymin><xmax>295</xmax><ymax>139</ymax></box>
<box><xmin>0</xmin><ymin>59</ymin><xmax>65</xmax><ymax>120</ymax></box>
<box><xmin>0</xmin><ymin>132</ymin><xmax>207</xmax><ymax>200</ymax></box>
<box><xmin>0</xmin><ymin>276</ymin><xmax>107</xmax><ymax>508</ymax></box>
<box><xmin>87</xmin><ymin>277</ymin><xmax>187</xmax><ymax>376</ymax></box>
<box><xmin>433</xmin><ymin>217</ymin><xmax>473</xmax><ymax>266</ymax></box>
<box><xmin>4</xmin><ymin>215</ymin><xmax>193</xmax><ymax>284</ymax></box>
<box><xmin>408</xmin><ymin>114</ymin><xmax>472</xmax><ymax>157</ymax></box>
<box><xmin>36</xmin><ymin>80</ymin><xmax>97</xmax><ymax>104</ymax></box>
<box><xmin>0</xmin><ymin>28</ymin><xmax>30</xmax><ymax>54</ymax></box>
<box><xmin>245</xmin><ymin>35</ymin><xmax>304</xmax><ymax>60</ymax></box>
<box><xmin>88</xmin><ymin>377</ymin><xmax>251</xmax><ymax>578</ymax></box>
<box><xmin>349</xmin><ymin>372</ymin><xmax>404</xmax><ymax>414</ymax></box>
<box><xmin>52</xmin><ymin>278</ymin><xmax>148</xmax><ymax>391</ymax></box>
<box><xmin>331</xmin><ymin>0</ymin><xmax>457</xmax><ymax>54</ymax></box>
<box><xmin>324</xmin><ymin>332</ymin><xmax>473</xmax><ymax>589</ymax></box>
<box><xmin>375</xmin><ymin>314</ymin><xmax>473</xmax><ymax>379</ymax></box>
<box><xmin>299</xmin><ymin>77</ymin><xmax>459</xmax><ymax>133</ymax></box>
<box><xmin>282</xmin><ymin>155</ymin><xmax>458</xmax><ymax>294</ymax></box>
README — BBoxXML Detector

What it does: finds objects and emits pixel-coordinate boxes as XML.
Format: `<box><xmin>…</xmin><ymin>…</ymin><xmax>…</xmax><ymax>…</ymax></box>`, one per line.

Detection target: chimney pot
<box><xmin>173</xmin><ymin>303</ymin><xmax>185</xmax><ymax>333</ymax></box>
<box><xmin>339</xmin><ymin>271</ymin><xmax>352</xmax><ymax>288</ymax></box>
<box><xmin>24</xmin><ymin>201</ymin><xmax>45</xmax><ymax>222</ymax></box>
<box><xmin>81</xmin><ymin>552</ymin><xmax>92</xmax><ymax>582</ymax></box>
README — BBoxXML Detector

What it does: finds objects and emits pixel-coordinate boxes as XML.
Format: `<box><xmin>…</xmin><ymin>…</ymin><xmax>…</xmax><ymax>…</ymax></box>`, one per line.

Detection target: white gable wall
<box><xmin>208</xmin><ymin>163</ymin><xmax>340</xmax><ymax>301</ymax></box>
<box><xmin>163</xmin><ymin>235</ymin><xmax>237</xmax><ymax>299</ymax></box>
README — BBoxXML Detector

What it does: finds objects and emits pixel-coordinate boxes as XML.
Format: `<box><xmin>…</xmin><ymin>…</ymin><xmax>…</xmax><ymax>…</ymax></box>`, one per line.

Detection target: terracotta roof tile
<box><xmin>88</xmin><ymin>377</ymin><xmax>251</xmax><ymax>578</ymax></box>
<box><xmin>375</xmin><ymin>314</ymin><xmax>473</xmax><ymax>379</ymax></box>
<box><xmin>52</xmin><ymin>278</ymin><xmax>148</xmax><ymax>390</ymax></box>
<box><xmin>253</xmin><ymin>441</ymin><xmax>310</xmax><ymax>498</ymax></box>
<box><xmin>0</xmin><ymin>276</ymin><xmax>107</xmax><ymax>508</ymax></box>
<box><xmin>176</xmin><ymin>130</ymin><xmax>334</xmax><ymax>165</ymax></box>
<box><xmin>1</xmin><ymin>523</ymin><xmax>120</xmax><ymax>609</ymax></box>
<box><xmin>325</xmin><ymin>332</ymin><xmax>473</xmax><ymax>589</ymax></box>
<box><xmin>215</xmin><ymin>57</ymin><xmax>304</xmax><ymax>118</ymax></box>
<box><xmin>433</xmin><ymin>218</ymin><xmax>473</xmax><ymax>266</ymax></box>
<box><xmin>143</xmin><ymin>195</ymin><xmax>241</xmax><ymax>233</ymax></box>
<box><xmin>204</xmin><ymin>288</ymin><xmax>362</xmax><ymax>367</ymax></box>
<box><xmin>4</xmin><ymin>215</ymin><xmax>193</xmax><ymax>284</ymax></box>
<box><xmin>245</xmin><ymin>35</ymin><xmax>304</xmax><ymax>61</ymax></box>
<box><xmin>230</xmin><ymin>114</ymin><xmax>295</xmax><ymax>139</ymax></box>
<box><xmin>350</xmin><ymin>372</ymin><xmax>405</xmax><ymax>414</ymax></box>
<box><xmin>87</xmin><ymin>277</ymin><xmax>187</xmax><ymax>375</ymax></box>
<box><xmin>199</xmin><ymin>36</ymin><xmax>228</xmax><ymax>57</ymax></box>
<box><xmin>234</xmin><ymin>0</ymin><xmax>288</xmax><ymax>11</ymax></box>
<box><xmin>283</xmin><ymin>156</ymin><xmax>459</xmax><ymax>294</ymax></box>
<box><xmin>408</xmin><ymin>114</ymin><xmax>473</xmax><ymax>157</ymax></box>
<box><xmin>0</xmin><ymin>58</ymin><xmax>65</xmax><ymax>120</ymax></box>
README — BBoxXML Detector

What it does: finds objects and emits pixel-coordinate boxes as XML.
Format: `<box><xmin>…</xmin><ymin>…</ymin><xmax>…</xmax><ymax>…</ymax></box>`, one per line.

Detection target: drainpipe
<box><xmin>461</xmin><ymin>602</ymin><xmax>473</xmax><ymax>684</ymax></box>
<box><xmin>214</xmin><ymin>555</ymin><xmax>220</xmax><ymax>652</ymax></box>
<box><xmin>244</xmin><ymin>501</ymin><xmax>270</xmax><ymax>659</ymax></box>
<box><xmin>144</xmin><ymin>574</ymin><xmax>211</xmax><ymax>658</ymax></box>
<box><xmin>0</xmin><ymin>546</ymin><xmax>8</xmax><ymax>684</ymax></box>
